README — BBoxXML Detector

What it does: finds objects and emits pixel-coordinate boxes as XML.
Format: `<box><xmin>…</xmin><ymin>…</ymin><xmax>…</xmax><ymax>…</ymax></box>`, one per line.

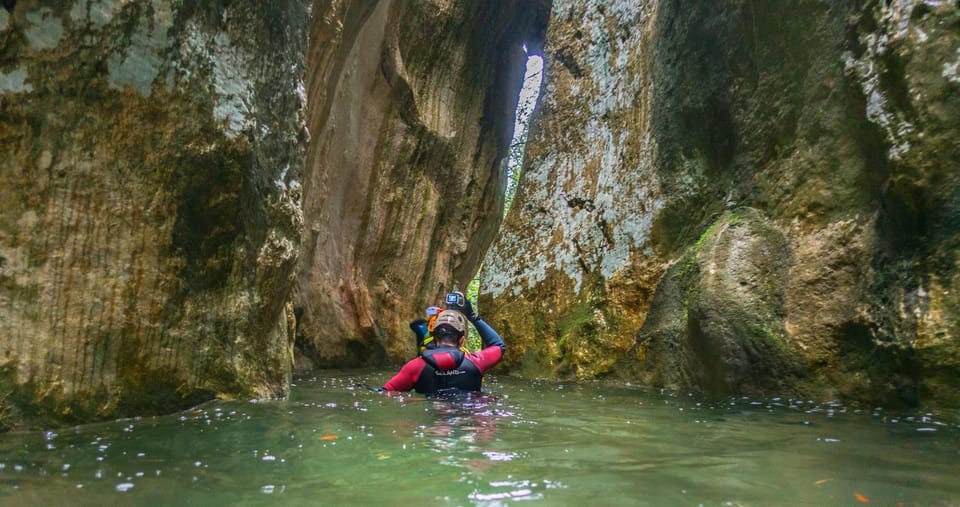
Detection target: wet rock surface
<box><xmin>295</xmin><ymin>0</ymin><xmax>549</xmax><ymax>368</ymax></box>
<box><xmin>0</xmin><ymin>0</ymin><xmax>308</xmax><ymax>428</ymax></box>
<box><xmin>483</xmin><ymin>0</ymin><xmax>960</xmax><ymax>410</ymax></box>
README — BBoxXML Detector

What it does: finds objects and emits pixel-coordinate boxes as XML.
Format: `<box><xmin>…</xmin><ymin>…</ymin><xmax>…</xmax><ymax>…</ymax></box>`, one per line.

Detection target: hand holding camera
<box><xmin>445</xmin><ymin>291</ymin><xmax>479</xmax><ymax>322</ymax></box>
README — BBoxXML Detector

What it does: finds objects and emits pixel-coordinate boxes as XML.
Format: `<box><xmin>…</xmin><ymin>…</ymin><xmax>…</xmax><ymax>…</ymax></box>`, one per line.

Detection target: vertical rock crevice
<box><xmin>295</xmin><ymin>0</ymin><xmax>551</xmax><ymax>368</ymax></box>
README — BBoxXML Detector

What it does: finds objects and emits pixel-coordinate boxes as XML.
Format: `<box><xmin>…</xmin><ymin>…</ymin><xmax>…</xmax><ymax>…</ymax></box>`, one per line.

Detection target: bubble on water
<box><xmin>62</xmin><ymin>464</ymin><xmax>71</xmax><ymax>472</ymax></box>
<box><xmin>917</xmin><ymin>427</ymin><xmax>937</xmax><ymax>433</ymax></box>
<box><xmin>262</xmin><ymin>485</ymin><xmax>275</xmax><ymax>494</ymax></box>
<box><xmin>469</xmin><ymin>488</ymin><xmax>536</xmax><ymax>501</ymax></box>
<box><xmin>115</xmin><ymin>482</ymin><xmax>134</xmax><ymax>492</ymax></box>
<box><xmin>483</xmin><ymin>451</ymin><xmax>520</xmax><ymax>462</ymax></box>
<box><xmin>262</xmin><ymin>455</ymin><xmax>276</xmax><ymax>462</ymax></box>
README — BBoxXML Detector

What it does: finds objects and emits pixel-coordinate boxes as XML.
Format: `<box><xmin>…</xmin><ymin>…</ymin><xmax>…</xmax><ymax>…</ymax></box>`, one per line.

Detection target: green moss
<box><xmin>557</xmin><ymin>300</ymin><xmax>597</xmax><ymax>337</ymax></box>
<box><xmin>674</xmin><ymin>211</ymin><xmax>747</xmax><ymax>279</ymax></box>
<box><xmin>0</xmin><ymin>365</ymin><xmax>22</xmax><ymax>433</ymax></box>
<box><xmin>675</xmin><ymin>251</ymin><xmax>699</xmax><ymax>279</ymax></box>
<box><xmin>674</xmin><ymin>212</ymin><xmax>739</xmax><ymax>282</ymax></box>
<box><xmin>2</xmin><ymin>377</ymin><xmax>112</xmax><ymax>430</ymax></box>
<box><xmin>116</xmin><ymin>366</ymin><xmax>216</xmax><ymax>416</ymax></box>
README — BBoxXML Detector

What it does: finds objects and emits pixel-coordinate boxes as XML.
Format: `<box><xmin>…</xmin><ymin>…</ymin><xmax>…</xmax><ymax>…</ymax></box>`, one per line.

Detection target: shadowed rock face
<box><xmin>0</xmin><ymin>1</ymin><xmax>308</xmax><ymax>429</ymax></box>
<box><xmin>483</xmin><ymin>0</ymin><xmax>959</xmax><ymax>409</ymax></box>
<box><xmin>296</xmin><ymin>0</ymin><xmax>550</xmax><ymax>367</ymax></box>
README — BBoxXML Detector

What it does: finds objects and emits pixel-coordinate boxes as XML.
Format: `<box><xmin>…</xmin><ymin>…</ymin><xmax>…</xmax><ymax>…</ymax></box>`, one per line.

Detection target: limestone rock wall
<box><xmin>0</xmin><ymin>0</ymin><xmax>308</xmax><ymax>429</ymax></box>
<box><xmin>482</xmin><ymin>0</ymin><xmax>960</xmax><ymax>409</ymax></box>
<box><xmin>296</xmin><ymin>0</ymin><xmax>549</xmax><ymax>366</ymax></box>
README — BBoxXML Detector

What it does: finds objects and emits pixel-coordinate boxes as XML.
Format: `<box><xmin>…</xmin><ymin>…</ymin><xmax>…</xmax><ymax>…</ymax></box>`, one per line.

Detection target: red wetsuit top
<box><xmin>384</xmin><ymin>318</ymin><xmax>504</xmax><ymax>392</ymax></box>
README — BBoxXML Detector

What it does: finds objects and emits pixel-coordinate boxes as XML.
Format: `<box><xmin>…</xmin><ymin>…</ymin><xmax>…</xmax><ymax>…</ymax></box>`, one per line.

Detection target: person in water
<box><xmin>409</xmin><ymin>305</ymin><xmax>442</xmax><ymax>353</ymax></box>
<box><xmin>384</xmin><ymin>292</ymin><xmax>504</xmax><ymax>393</ymax></box>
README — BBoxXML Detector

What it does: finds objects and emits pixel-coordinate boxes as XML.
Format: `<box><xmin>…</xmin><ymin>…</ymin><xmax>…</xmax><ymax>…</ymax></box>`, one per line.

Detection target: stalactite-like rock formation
<box><xmin>483</xmin><ymin>0</ymin><xmax>959</xmax><ymax>409</ymax></box>
<box><xmin>0</xmin><ymin>1</ymin><xmax>307</xmax><ymax>429</ymax></box>
<box><xmin>296</xmin><ymin>0</ymin><xmax>550</xmax><ymax>367</ymax></box>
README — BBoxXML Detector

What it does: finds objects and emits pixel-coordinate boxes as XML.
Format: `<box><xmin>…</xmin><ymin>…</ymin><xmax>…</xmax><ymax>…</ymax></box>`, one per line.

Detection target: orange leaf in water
<box><xmin>320</xmin><ymin>435</ymin><xmax>338</xmax><ymax>441</ymax></box>
<box><xmin>854</xmin><ymin>492</ymin><xmax>870</xmax><ymax>503</ymax></box>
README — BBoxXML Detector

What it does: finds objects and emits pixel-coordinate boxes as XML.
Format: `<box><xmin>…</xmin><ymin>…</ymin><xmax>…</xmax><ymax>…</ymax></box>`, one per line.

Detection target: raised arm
<box><xmin>472</xmin><ymin>317</ymin><xmax>504</xmax><ymax>352</ymax></box>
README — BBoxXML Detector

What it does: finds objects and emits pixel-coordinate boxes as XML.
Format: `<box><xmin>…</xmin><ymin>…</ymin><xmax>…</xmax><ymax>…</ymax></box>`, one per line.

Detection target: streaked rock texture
<box><xmin>0</xmin><ymin>1</ymin><xmax>307</xmax><ymax>429</ymax></box>
<box><xmin>482</xmin><ymin>0</ymin><xmax>959</xmax><ymax>409</ymax></box>
<box><xmin>296</xmin><ymin>0</ymin><xmax>549</xmax><ymax>367</ymax></box>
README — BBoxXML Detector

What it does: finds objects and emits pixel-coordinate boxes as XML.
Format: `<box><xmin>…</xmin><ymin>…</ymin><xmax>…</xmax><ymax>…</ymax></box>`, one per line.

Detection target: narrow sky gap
<box><xmin>469</xmin><ymin>53</ymin><xmax>543</xmax><ymax>335</ymax></box>
<box><xmin>504</xmin><ymin>53</ymin><xmax>543</xmax><ymax>212</ymax></box>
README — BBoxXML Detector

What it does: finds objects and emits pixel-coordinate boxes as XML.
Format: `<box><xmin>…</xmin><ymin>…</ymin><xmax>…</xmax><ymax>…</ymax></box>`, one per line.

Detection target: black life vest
<box><xmin>414</xmin><ymin>346</ymin><xmax>482</xmax><ymax>393</ymax></box>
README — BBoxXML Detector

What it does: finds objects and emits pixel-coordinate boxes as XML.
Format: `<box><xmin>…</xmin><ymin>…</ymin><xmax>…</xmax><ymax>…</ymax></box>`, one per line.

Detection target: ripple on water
<box><xmin>1</xmin><ymin>373</ymin><xmax>959</xmax><ymax>505</ymax></box>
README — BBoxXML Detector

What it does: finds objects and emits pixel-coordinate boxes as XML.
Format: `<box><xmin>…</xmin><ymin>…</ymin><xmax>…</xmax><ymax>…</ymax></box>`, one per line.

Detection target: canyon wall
<box><xmin>2</xmin><ymin>0</ymin><xmax>956</xmax><ymax>429</ymax></box>
<box><xmin>482</xmin><ymin>0</ymin><xmax>960</xmax><ymax>410</ymax></box>
<box><xmin>296</xmin><ymin>0</ymin><xmax>549</xmax><ymax>367</ymax></box>
<box><xmin>0</xmin><ymin>0</ymin><xmax>308</xmax><ymax>429</ymax></box>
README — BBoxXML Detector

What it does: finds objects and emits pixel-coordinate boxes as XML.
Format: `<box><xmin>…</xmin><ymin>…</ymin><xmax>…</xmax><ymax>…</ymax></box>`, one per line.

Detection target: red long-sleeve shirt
<box><xmin>383</xmin><ymin>344</ymin><xmax>503</xmax><ymax>391</ymax></box>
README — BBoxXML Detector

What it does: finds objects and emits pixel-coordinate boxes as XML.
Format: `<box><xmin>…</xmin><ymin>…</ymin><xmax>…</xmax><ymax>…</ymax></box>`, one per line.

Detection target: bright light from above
<box><xmin>515</xmin><ymin>55</ymin><xmax>543</xmax><ymax>133</ymax></box>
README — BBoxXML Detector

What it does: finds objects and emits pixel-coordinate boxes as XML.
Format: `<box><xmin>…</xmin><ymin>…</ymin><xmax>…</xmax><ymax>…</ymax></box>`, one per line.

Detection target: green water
<box><xmin>1</xmin><ymin>371</ymin><xmax>958</xmax><ymax>506</ymax></box>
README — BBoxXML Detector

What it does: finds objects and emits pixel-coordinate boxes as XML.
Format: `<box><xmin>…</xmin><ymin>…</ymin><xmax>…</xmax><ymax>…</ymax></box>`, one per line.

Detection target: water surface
<box><xmin>1</xmin><ymin>371</ymin><xmax>958</xmax><ymax>506</ymax></box>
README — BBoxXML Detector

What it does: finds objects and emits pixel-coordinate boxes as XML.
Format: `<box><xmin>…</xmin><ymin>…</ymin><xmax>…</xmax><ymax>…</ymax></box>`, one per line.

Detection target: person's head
<box><xmin>432</xmin><ymin>309</ymin><xmax>466</xmax><ymax>346</ymax></box>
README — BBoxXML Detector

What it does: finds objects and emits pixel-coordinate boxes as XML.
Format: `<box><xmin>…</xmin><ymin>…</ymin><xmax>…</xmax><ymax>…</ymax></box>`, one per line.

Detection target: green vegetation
<box><xmin>466</xmin><ymin>277</ymin><xmax>482</xmax><ymax>350</ymax></box>
<box><xmin>0</xmin><ymin>366</ymin><xmax>20</xmax><ymax>432</ymax></box>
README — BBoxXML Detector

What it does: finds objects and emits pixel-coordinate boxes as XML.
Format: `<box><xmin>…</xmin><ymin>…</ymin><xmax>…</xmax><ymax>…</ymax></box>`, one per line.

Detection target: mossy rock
<box><xmin>631</xmin><ymin>209</ymin><xmax>805</xmax><ymax>396</ymax></box>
